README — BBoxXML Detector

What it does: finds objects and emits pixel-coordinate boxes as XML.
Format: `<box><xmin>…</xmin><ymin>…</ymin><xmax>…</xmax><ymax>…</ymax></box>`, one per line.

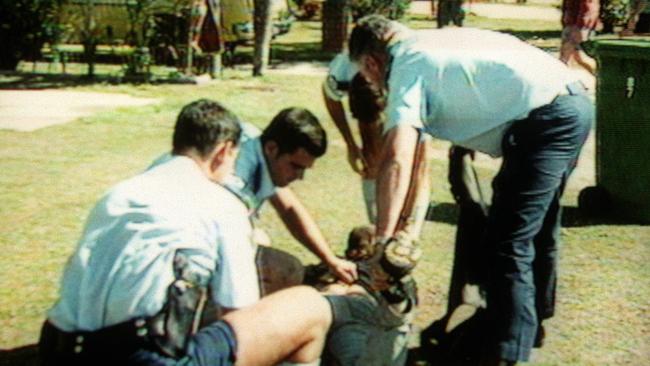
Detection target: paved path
<box><xmin>468</xmin><ymin>3</ymin><xmax>560</xmax><ymax>21</ymax></box>
<box><xmin>0</xmin><ymin>90</ymin><xmax>158</xmax><ymax>131</ymax></box>
<box><xmin>410</xmin><ymin>0</ymin><xmax>561</xmax><ymax>20</ymax></box>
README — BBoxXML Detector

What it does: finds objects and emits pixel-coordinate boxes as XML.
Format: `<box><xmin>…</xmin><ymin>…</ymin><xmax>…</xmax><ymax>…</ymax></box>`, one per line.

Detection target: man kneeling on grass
<box><xmin>39</xmin><ymin>99</ymin><xmax>417</xmax><ymax>366</ymax></box>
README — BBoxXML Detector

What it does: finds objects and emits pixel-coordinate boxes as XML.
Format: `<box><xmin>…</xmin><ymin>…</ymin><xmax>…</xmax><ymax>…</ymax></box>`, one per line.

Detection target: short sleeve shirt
<box><xmin>230</xmin><ymin>123</ymin><xmax>277</xmax><ymax>213</ymax></box>
<box><xmin>48</xmin><ymin>156</ymin><xmax>260</xmax><ymax>332</ymax></box>
<box><xmin>384</xmin><ymin>28</ymin><xmax>579</xmax><ymax>157</ymax></box>
<box><xmin>323</xmin><ymin>53</ymin><xmax>359</xmax><ymax>102</ymax></box>
<box><xmin>149</xmin><ymin>122</ymin><xmax>274</xmax><ymax>215</ymax></box>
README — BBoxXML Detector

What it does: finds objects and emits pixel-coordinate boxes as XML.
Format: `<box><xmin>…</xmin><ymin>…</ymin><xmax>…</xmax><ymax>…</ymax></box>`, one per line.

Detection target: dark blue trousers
<box><xmin>485</xmin><ymin>91</ymin><xmax>593</xmax><ymax>362</ymax></box>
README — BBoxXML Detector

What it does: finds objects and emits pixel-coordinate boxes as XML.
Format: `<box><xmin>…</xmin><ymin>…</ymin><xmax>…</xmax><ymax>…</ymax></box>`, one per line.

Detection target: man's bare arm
<box><xmin>323</xmin><ymin>86</ymin><xmax>367</xmax><ymax>175</ymax></box>
<box><xmin>270</xmin><ymin>188</ymin><xmax>358</xmax><ymax>283</ymax></box>
<box><xmin>375</xmin><ymin>125</ymin><xmax>419</xmax><ymax>240</ymax></box>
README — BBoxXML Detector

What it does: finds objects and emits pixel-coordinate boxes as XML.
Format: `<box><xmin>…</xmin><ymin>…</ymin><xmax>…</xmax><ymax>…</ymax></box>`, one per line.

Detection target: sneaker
<box><xmin>382</xmin><ymin>232</ymin><xmax>422</xmax><ymax>278</ymax></box>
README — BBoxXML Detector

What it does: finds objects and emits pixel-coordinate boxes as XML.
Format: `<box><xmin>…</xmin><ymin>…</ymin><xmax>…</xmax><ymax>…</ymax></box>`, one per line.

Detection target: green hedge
<box><xmin>0</xmin><ymin>0</ymin><xmax>64</xmax><ymax>70</ymax></box>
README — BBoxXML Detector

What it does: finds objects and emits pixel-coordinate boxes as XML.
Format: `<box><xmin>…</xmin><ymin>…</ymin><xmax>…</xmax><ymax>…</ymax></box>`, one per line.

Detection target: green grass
<box><xmin>406</xmin><ymin>13</ymin><xmax>563</xmax><ymax>50</ymax></box>
<box><xmin>1</xmin><ymin>15</ymin><xmax>649</xmax><ymax>366</ymax></box>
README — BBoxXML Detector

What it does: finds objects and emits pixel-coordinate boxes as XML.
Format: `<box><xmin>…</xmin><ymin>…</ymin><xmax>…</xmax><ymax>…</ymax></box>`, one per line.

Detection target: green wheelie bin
<box><xmin>581</xmin><ymin>39</ymin><xmax>650</xmax><ymax>223</ymax></box>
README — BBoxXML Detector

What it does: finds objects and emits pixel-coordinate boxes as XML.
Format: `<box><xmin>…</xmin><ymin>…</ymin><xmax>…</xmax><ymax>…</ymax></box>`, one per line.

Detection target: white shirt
<box><xmin>150</xmin><ymin>122</ymin><xmax>274</xmax><ymax>214</ymax></box>
<box><xmin>48</xmin><ymin>156</ymin><xmax>260</xmax><ymax>332</ymax></box>
<box><xmin>384</xmin><ymin>28</ymin><xmax>579</xmax><ymax>157</ymax></box>
<box><xmin>323</xmin><ymin>52</ymin><xmax>359</xmax><ymax>102</ymax></box>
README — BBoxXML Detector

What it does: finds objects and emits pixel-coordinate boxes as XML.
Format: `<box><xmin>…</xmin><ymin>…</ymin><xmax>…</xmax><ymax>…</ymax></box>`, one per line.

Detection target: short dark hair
<box><xmin>349</xmin><ymin>73</ymin><xmax>385</xmax><ymax>124</ymax></box>
<box><xmin>172</xmin><ymin>99</ymin><xmax>242</xmax><ymax>157</ymax></box>
<box><xmin>261</xmin><ymin>107</ymin><xmax>327</xmax><ymax>157</ymax></box>
<box><xmin>349</xmin><ymin>14</ymin><xmax>394</xmax><ymax>62</ymax></box>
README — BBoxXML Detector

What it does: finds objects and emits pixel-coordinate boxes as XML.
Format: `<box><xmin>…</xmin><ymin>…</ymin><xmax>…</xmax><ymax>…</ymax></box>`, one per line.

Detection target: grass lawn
<box><xmin>1</xmin><ymin>11</ymin><xmax>649</xmax><ymax>366</ymax></box>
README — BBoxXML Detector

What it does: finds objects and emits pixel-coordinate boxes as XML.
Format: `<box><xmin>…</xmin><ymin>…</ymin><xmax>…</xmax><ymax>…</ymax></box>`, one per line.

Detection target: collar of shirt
<box><xmin>386</xmin><ymin>36</ymin><xmax>417</xmax><ymax>90</ymax></box>
<box><xmin>232</xmin><ymin>136</ymin><xmax>277</xmax><ymax>215</ymax></box>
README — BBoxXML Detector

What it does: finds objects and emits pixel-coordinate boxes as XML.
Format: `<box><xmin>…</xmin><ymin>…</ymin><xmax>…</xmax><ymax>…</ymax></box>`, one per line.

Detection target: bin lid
<box><xmin>583</xmin><ymin>38</ymin><xmax>650</xmax><ymax>60</ymax></box>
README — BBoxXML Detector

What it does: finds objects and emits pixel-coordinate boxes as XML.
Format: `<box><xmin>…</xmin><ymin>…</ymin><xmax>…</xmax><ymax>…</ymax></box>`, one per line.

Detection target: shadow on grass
<box><xmin>425</xmin><ymin>202</ymin><xmax>461</xmax><ymax>225</ymax></box>
<box><xmin>224</xmin><ymin>41</ymin><xmax>334</xmax><ymax>67</ymax></box>
<box><xmin>0</xmin><ymin>71</ymin><xmax>203</xmax><ymax>90</ymax></box>
<box><xmin>0</xmin><ymin>344</ymin><xmax>39</xmax><ymax>366</ymax></box>
<box><xmin>425</xmin><ymin>202</ymin><xmax>642</xmax><ymax>227</ymax></box>
<box><xmin>495</xmin><ymin>29</ymin><xmax>562</xmax><ymax>40</ymax></box>
<box><xmin>271</xmin><ymin>41</ymin><xmax>335</xmax><ymax>63</ymax></box>
<box><xmin>0</xmin><ymin>72</ymin><xmax>113</xmax><ymax>90</ymax></box>
<box><xmin>560</xmin><ymin>206</ymin><xmax>648</xmax><ymax>227</ymax></box>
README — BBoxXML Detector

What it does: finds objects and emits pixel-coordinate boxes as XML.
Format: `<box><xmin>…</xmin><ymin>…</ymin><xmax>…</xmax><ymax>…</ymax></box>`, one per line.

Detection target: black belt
<box><xmin>39</xmin><ymin>319</ymin><xmax>151</xmax><ymax>362</ymax></box>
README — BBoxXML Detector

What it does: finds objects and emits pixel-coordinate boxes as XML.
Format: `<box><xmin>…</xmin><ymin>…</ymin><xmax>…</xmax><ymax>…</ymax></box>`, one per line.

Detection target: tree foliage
<box><xmin>349</xmin><ymin>0</ymin><xmax>413</xmax><ymax>21</ymax></box>
<box><xmin>0</xmin><ymin>0</ymin><xmax>65</xmax><ymax>70</ymax></box>
<box><xmin>253</xmin><ymin>0</ymin><xmax>273</xmax><ymax>76</ymax></box>
<box><xmin>600</xmin><ymin>0</ymin><xmax>631</xmax><ymax>33</ymax></box>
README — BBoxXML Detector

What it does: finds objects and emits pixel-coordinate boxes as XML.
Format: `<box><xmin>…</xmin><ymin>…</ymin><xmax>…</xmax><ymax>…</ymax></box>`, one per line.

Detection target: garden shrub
<box><xmin>349</xmin><ymin>0</ymin><xmax>413</xmax><ymax>21</ymax></box>
<box><xmin>600</xmin><ymin>0</ymin><xmax>630</xmax><ymax>33</ymax></box>
<box><xmin>0</xmin><ymin>0</ymin><xmax>65</xmax><ymax>70</ymax></box>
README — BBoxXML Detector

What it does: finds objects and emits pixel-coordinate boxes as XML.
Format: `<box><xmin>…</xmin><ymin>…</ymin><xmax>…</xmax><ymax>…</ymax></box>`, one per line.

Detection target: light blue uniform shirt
<box><xmin>48</xmin><ymin>156</ymin><xmax>260</xmax><ymax>332</ymax></box>
<box><xmin>229</xmin><ymin>123</ymin><xmax>277</xmax><ymax>213</ymax></box>
<box><xmin>323</xmin><ymin>52</ymin><xmax>359</xmax><ymax>102</ymax></box>
<box><xmin>384</xmin><ymin>28</ymin><xmax>579</xmax><ymax>157</ymax></box>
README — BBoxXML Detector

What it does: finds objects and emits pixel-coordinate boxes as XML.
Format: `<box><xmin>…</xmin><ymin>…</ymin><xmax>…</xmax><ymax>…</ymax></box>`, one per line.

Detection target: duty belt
<box><xmin>40</xmin><ymin>318</ymin><xmax>151</xmax><ymax>361</ymax></box>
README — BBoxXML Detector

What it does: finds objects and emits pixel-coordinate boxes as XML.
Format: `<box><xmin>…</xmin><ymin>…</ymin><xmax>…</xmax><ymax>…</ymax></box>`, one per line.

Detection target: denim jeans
<box><xmin>39</xmin><ymin>320</ymin><xmax>236</xmax><ymax>366</ymax></box>
<box><xmin>484</xmin><ymin>91</ymin><xmax>593</xmax><ymax>362</ymax></box>
<box><xmin>127</xmin><ymin>321</ymin><xmax>237</xmax><ymax>366</ymax></box>
<box><xmin>324</xmin><ymin>294</ymin><xmax>410</xmax><ymax>366</ymax></box>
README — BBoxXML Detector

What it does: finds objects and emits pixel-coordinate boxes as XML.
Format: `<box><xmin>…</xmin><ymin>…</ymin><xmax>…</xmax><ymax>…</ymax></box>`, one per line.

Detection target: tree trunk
<box><xmin>253</xmin><ymin>0</ymin><xmax>273</xmax><ymax>76</ymax></box>
<box><xmin>81</xmin><ymin>0</ymin><xmax>97</xmax><ymax>77</ymax></box>
<box><xmin>322</xmin><ymin>0</ymin><xmax>348</xmax><ymax>52</ymax></box>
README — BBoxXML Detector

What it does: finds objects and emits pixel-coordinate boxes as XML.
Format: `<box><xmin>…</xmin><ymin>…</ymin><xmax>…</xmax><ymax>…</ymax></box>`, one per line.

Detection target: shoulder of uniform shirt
<box><xmin>213</xmin><ymin>181</ymin><xmax>252</xmax><ymax>217</ymax></box>
<box><xmin>238</xmin><ymin>122</ymin><xmax>263</xmax><ymax>146</ymax></box>
<box><xmin>329</xmin><ymin>52</ymin><xmax>350</xmax><ymax>67</ymax></box>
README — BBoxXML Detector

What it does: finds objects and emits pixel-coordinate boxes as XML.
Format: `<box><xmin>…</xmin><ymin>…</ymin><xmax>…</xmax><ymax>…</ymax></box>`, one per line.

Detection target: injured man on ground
<box><xmin>256</xmin><ymin>225</ymin><xmax>420</xmax><ymax>366</ymax></box>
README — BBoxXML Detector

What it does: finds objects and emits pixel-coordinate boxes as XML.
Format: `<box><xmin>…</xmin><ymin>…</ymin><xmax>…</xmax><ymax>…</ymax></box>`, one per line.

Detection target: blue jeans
<box><xmin>127</xmin><ymin>321</ymin><xmax>237</xmax><ymax>366</ymax></box>
<box><xmin>484</xmin><ymin>92</ymin><xmax>593</xmax><ymax>361</ymax></box>
<box><xmin>324</xmin><ymin>294</ymin><xmax>410</xmax><ymax>365</ymax></box>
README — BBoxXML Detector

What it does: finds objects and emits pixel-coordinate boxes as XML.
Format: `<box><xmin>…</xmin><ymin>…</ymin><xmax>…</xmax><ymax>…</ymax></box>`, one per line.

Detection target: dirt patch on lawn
<box><xmin>0</xmin><ymin>90</ymin><xmax>159</xmax><ymax>132</ymax></box>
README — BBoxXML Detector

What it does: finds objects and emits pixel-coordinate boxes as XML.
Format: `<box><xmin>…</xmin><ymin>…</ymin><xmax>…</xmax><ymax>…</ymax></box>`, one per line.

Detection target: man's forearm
<box><xmin>271</xmin><ymin>188</ymin><xmax>336</xmax><ymax>262</ymax></box>
<box><xmin>375</xmin><ymin>126</ymin><xmax>418</xmax><ymax>239</ymax></box>
<box><xmin>323</xmin><ymin>88</ymin><xmax>357</xmax><ymax>149</ymax></box>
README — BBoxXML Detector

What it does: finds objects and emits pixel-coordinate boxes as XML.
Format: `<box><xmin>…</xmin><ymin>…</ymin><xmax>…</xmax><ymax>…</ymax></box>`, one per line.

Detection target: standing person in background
<box><xmin>560</xmin><ymin>0</ymin><xmax>600</xmax><ymax>74</ymax></box>
<box><xmin>323</xmin><ymin>52</ymin><xmax>432</xmax><ymax>238</ymax></box>
<box><xmin>437</xmin><ymin>0</ymin><xmax>465</xmax><ymax>27</ymax></box>
<box><xmin>621</xmin><ymin>0</ymin><xmax>649</xmax><ymax>35</ymax></box>
<box><xmin>323</xmin><ymin>52</ymin><xmax>384</xmax><ymax>223</ymax></box>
